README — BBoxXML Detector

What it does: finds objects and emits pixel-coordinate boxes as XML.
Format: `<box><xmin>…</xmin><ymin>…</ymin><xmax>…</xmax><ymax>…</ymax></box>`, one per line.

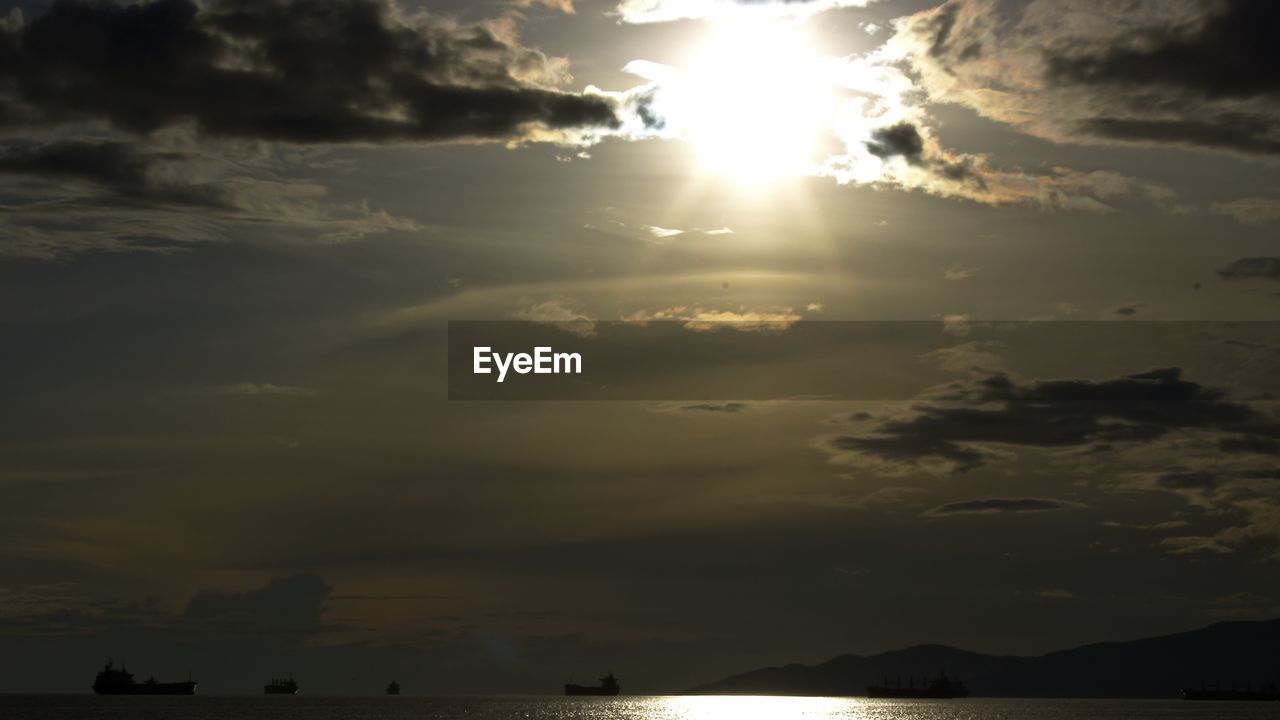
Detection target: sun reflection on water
<box><xmin>664</xmin><ymin>696</ymin><xmax>857</xmax><ymax>720</ymax></box>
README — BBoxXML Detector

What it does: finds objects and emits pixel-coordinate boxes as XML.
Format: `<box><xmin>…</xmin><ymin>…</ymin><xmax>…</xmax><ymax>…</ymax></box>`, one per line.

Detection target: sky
<box><xmin>2</xmin><ymin>0</ymin><xmax>1280</xmax><ymax>696</ymax></box>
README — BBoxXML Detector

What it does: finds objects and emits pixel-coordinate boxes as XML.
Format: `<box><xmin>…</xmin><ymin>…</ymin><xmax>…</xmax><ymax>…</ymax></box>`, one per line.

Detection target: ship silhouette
<box><xmin>866</xmin><ymin>673</ymin><xmax>968</xmax><ymax>699</ymax></box>
<box><xmin>1183</xmin><ymin>679</ymin><xmax>1279</xmax><ymax>701</ymax></box>
<box><xmin>264</xmin><ymin>675</ymin><xmax>299</xmax><ymax>694</ymax></box>
<box><xmin>92</xmin><ymin>661</ymin><xmax>196</xmax><ymax>695</ymax></box>
<box><xmin>565</xmin><ymin>672</ymin><xmax>620</xmax><ymax>696</ymax></box>
<box><xmin>386</xmin><ymin>680</ymin><xmax>401</xmax><ymax>695</ymax></box>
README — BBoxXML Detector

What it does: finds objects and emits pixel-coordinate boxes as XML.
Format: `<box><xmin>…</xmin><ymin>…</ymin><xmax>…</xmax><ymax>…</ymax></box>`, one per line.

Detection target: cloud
<box><xmin>512</xmin><ymin>0</ymin><xmax>576</xmax><ymax>13</ymax></box>
<box><xmin>1100</xmin><ymin>519</ymin><xmax>1190</xmax><ymax>531</ymax></box>
<box><xmin>1158</xmin><ymin>535</ymin><xmax>1234</xmax><ymax>555</ymax></box>
<box><xmin>1218</xmin><ymin>436</ymin><xmax>1280</xmax><ymax>455</ymax></box>
<box><xmin>1218</xmin><ymin>257</ymin><xmax>1280</xmax><ymax>283</ymax></box>
<box><xmin>0</xmin><ymin>0</ymin><xmax>617</xmax><ymax>145</ymax></box>
<box><xmin>215</xmin><ymin>382</ymin><xmax>319</xmax><ymax>397</ymax></box>
<box><xmin>823</xmin><ymin>115</ymin><xmax>1172</xmax><ymax>210</ymax></box>
<box><xmin>888</xmin><ymin>0</ymin><xmax>1280</xmax><ymax>157</ymax></box>
<box><xmin>944</xmin><ymin>265</ymin><xmax>977</xmax><ymax>281</ymax></box>
<box><xmin>646</xmin><ymin>225</ymin><xmax>685</xmax><ymax>239</ymax></box>
<box><xmin>921</xmin><ymin>341</ymin><xmax>1006</xmax><ymax>375</ymax></box>
<box><xmin>1108</xmin><ymin>303</ymin><xmax>1148</xmax><ymax>317</ymax></box>
<box><xmin>0</xmin><ymin>140</ymin><xmax>207</xmax><ymax>202</ymax></box>
<box><xmin>941</xmin><ymin>313</ymin><xmax>971</xmax><ymax>337</ymax></box>
<box><xmin>0</xmin><ymin>139</ymin><xmax>424</xmax><ymax>259</ymax></box>
<box><xmin>514</xmin><ymin>297</ymin><xmax>597</xmax><ymax>337</ymax></box>
<box><xmin>973</xmin><ymin>363</ymin><xmax>1279</xmax><ymax>561</ymax></box>
<box><xmin>1127</xmin><ymin>463</ymin><xmax>1280</xmax><ymax>559</ymax></box>
<box><xmin>608</xmin><ymin>5</ymin><xmax>1174</xmax><ymax>210</ymax></box>
<box><xmin>819</xmin><ymin>367</ymin><xmax>1276</xmax><ymax>474</ymax></box>
<box><xmin>1037</xmin><ymin>588</ymin><xmax>1079</xmax><ymax>599</ymax></box>
<box><xmin>674</xmin><ymin>402</ymin><xmax>750</xmax><ymax>414</ymax></box>
<box><xmin>1043</xmin><ymin>1</ymin><xmax>1278</xmax><ymax>102</ymax></box>
<box><xmin>924</xmin><ymin>497</ymin><xmax>1084</xmax><ymax>516</ymax></box>
<box><xmin>1211</xmin><ymin>198</ymin><xmax>1280</xmax><ymax>226</ymax></box>
<box><xmin>642</xmin><ymin>225</ymin><xmax>733</xmax><ymax>242</ymax></box>
<box><xmin>865</xmin><ymin>122</ymin><xmax>926</xmax><ymax>162</ymax></box>
<box><xmin>185</xmin><ymin>574</ymin><xmax>332</xmax><ymax>636</ymax></box>
<box><xmin>757</xmin><ymin>486</ymin><xmax>926</xmax><ymax>511</ymax></box>
<box><xmin>0</xmin><ymin>140</ymin><xmax>239</xmax><ymax>210</ymax></box>
<box><xmin>614</xmin><ymin>0</ymin><xmax>876</xmax><ymax>24</ymax></box>
<box><xmin>623</xmin><ymin>305</ymin><xmax>804</xmax><ymax>333</ymax></box>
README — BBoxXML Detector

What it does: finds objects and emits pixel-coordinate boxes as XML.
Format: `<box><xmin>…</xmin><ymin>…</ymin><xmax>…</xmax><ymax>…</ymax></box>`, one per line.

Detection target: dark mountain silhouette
<box><xmin>688</xmin><ymin>619</ymin><xmax>1280</xmax><ymax>698</ymax></box>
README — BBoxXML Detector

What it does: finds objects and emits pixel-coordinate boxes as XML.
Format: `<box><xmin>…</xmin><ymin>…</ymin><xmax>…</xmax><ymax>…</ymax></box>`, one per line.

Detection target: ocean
<box><xmin>2</xmin><ymin>695</ymin><xmax>1277</xmax><ymax>720</ymax></box>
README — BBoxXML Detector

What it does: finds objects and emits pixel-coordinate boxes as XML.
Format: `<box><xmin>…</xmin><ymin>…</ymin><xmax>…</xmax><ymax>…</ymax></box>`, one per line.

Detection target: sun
<box><xmin>671</xmin><ymin>21</ymin><xmax>836</xmax><ymax>185</ymax></box>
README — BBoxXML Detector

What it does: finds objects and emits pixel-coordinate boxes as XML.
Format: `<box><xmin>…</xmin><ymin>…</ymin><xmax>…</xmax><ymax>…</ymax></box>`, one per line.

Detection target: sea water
<box><xmin>2</xmin><ymin>695</ymin><xmax>1278</xmax><ymax>720</ymax></box>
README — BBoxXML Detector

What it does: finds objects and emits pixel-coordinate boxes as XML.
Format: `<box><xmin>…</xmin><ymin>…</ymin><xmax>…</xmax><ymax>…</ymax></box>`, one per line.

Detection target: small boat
<box><xmin>386</xmin><ymin>680</ymin><xmax>401</xmax><ymax>695</ymax></box>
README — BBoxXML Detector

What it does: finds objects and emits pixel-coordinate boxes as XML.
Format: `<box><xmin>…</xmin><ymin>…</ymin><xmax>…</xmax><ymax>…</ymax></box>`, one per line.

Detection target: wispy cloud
<box><xmin>924</xmin><ymin>498</ymin><xmax>1085</xmax><ymax>517</ymax></box>
<box><xmin>214</xmin><ymin>383</ymin><xmax>319</xmax><ymax>398</ymax></box>
<box><xmin>614</xmin><ymin>0</ymin><xmax>877</xmax><ymax>24</ymax></box>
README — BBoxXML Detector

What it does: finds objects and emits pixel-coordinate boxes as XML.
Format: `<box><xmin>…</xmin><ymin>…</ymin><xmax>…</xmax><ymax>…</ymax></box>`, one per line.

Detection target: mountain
<box><xmin>687</xmin><ymin>619</ymin><xmax>1280</xmax><ymax>698</ymax></box>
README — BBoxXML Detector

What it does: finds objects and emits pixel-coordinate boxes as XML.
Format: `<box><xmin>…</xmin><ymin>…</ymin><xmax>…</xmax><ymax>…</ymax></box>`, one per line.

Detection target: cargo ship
<box><xmin>92</xmin><ymin>661</ymin><xmax>197</xmax><ymax>695</ymax></box>
<box><xmin>565</xmin><ymin>672</ymin><xmax>620</xmax><ymax>696</ymax></box>
<box><xmin>867</xmin><ymin>674</ymin><xmax>968</xmax><ymax>699</ymax></box>
<box><xmin>264</xmin><ymin>676</ymin><xmax>299</xmax><ymax>694</ymax></box>
<box><xmin>1183</xmin><ymin>681</ymin><xmax>1279</xmax><ymax>701</ymax></box>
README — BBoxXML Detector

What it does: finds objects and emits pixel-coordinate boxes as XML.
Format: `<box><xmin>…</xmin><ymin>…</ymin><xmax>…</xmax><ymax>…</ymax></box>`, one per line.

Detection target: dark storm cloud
<box><xmin>0</xmin><ymin>0</ymin><xmax>618</xmax><ymax>143</ymax></box>
<box><xmin>1044</xmin><ymin>1</ymin><xmax>1280</xmax><ymax>101</ymax></box>
<box><xmin>866</xmin><ymin>122</ymin><xmax>925</xmax><ymax>163</ymax></box>
<box><xmin>0</xmin><ymin>140</ymin><xmax>229</xmax><ymax>207</ymax></box>
<box><xmin>1157</xmin><ymin>471</ymin><xmax>1220</xmax><ymax>492</ymax></box>
<box><xmin>895</xmin><ymin>0</ymin><xmax>1280</xmax><ymax>157</ymax></box>
<box><xmin>863</xmin><ymin>121</ymin><xmax>984</xmax><ymax>188</ymax></box>
<box><xmin>1155</xmin><ymin>468</ymin><xmax>1279</xmax><ymax>502</ymax></box>
<box><xmin>184</xmin><ymin>574</ymin><xmax>332</xmax><ymax>635</ymax></box>
<box><xmin>1219</xmin><ymin>436</ymin><xmax>1280</xmax><ymax>456</ymax></box>
<box><xmin>0</xmin><ymin>136</ymin><xmax>425</xmax><ymax>258</ymax></box>
<box><xmin>925</xmin><ymin>497</ymin><xmax>1083</xmax><ymax>516</ymax></box>
<box><xmin>0</xmin><ymin>140</ymin><xmax>150</xmax><ymax>188</ymax></box>
<box><xmin>1218</xmin><ymin>257</ymin><xmax>1280</xmax><ymax>282</ymax></box>
<box><xmin>1079</xmin><ymin>116</ymin><xmax>1280</xmax><ymax>156</ymax></box>
<box><xmin>824</xmin><ymin>368</ymin><xmax>1277</xmax><ymax>472</ymax></box>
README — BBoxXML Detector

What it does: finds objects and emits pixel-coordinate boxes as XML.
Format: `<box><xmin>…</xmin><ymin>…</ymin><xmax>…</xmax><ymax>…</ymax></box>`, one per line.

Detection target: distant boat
<box><xmin>565</xmin><ymin>673</ymin><xmax>620</xmax><ymax>696</ymax></box>
<box><xmin>264</xmin><ymin>676</ymin><xmax>299</xmax><ymax>695</ymax></box>
<box><xmin>92</xmin><ymin>661</ymin><xmax>197</xmax><ymax>695</ymax></box>
<box><xmin>867</xmin><ymin>674</ymin><xmax>968</xmax><ymax>699</ymax></box>
<box><xmin>1183</xmin><ymin>680</ymin><xmax>1279</xmax><ymax>701</ymax></box>
<box><xmin>386</xmin><ymin>680</ymin><xmax>401</xmax><ymax>695</ymax></box>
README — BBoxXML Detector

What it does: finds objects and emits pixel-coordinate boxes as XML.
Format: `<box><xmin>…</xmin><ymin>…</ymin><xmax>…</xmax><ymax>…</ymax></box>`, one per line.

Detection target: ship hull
<box><xmin>867</xmin><ymin>682</ymin><xmax>968</xmax><ymax>699</ymax></box>
<box><xmin>565</xmin><ymin>685</ymin><xmax>620</xmax><ymax>696</ymax></box>
<box><xmin>866</xmin><ymin>688</ymin><xmax>967</xmax><ymax>699</ymax></box>
<box><xmin>264</xmin><ymin>688</ymin><xmax>298</xmax><ymax>695</ymax></box>
<box><xmin>94</xmin><ymin>682</ymin><xmax>197</xmax><ymax>695</ymax></box>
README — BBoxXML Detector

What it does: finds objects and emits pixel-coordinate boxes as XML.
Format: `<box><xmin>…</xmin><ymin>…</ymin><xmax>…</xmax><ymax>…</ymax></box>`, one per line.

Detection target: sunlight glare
<box><xmin>663</xmin><ymin>695</ymin><xmax>857</xmax><ymax>720</ymax></box>
<box><xmin>672</xmin><ymin>22</ymin><xmax>836</xmax><ymax>185</ymax></box>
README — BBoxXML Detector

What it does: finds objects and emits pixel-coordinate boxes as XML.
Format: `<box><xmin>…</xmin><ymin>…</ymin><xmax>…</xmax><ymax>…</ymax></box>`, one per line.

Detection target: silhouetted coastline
<box><xmin>688</xmin><ymin>618</ymin><xmax>1280</xmax><ymax>699</ymax></box>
